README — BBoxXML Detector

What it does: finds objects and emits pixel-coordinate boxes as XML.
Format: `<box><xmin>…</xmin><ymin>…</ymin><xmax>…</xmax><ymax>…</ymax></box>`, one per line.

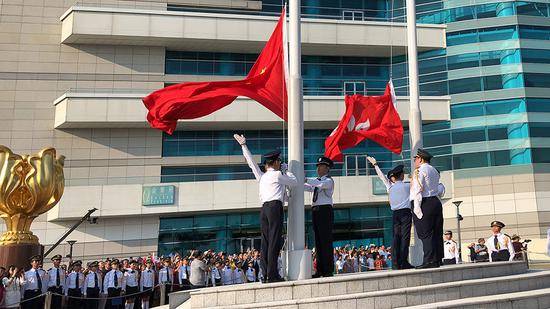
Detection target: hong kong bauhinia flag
<box><xmin>143</xmin><ymin>9</ymin><xmax>288</xmax><ymax>134</ymax></box>
<box><xmin>324</xmin><ymin>81</ymin><xmax>404</xmax><ymax>161</ymax></box>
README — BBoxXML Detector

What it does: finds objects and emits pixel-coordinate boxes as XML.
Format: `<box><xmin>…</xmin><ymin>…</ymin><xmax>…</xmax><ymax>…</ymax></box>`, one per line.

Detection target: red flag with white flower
<box><xmin>324</xmin><ymin>81</ymin><xmax>403</xmax><ymax>161</ymax></box>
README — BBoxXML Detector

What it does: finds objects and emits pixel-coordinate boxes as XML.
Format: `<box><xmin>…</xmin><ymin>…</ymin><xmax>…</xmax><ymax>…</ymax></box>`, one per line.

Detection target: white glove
<box><xmin>367</xmin><ymin>156</ymin><xmax>377</xmax><ymax>165</ymax></box>
<box><xmin>233</xmin><ymin>134</ymin><xmax>246</xmax><ymax>145</ymax></box>
<box><xmin>281</xmin><ymin>163</ymin><xmax>288</xmax><ymax>172</ymax></box>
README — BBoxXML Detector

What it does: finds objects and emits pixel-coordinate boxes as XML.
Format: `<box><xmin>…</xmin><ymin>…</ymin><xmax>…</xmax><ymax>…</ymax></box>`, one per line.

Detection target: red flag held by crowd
<box><xmin>324</xmin><ymin>82</ymin><xmax>404</xmax><ymax>161</ymax></box>
<box><xmin>143</xmin><ymin>9</ymin><xmax>288</xmax><ymax>134</ymax></box>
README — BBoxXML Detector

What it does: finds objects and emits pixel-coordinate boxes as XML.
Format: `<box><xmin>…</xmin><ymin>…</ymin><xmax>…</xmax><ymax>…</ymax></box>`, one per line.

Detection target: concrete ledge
<box><xmin>53</xmin><ymin>90</ymin><xmax>451</xmax><ymax>129</ymax></box>
<box><xmin>400</xmin><ymin>287</ymin><xmax>550</xmax><ymax>309</ymax></box>
<box><xmin>193</xmin><ymin>269</ymin><xmax>550</xmax><ymax>309</ymax></box>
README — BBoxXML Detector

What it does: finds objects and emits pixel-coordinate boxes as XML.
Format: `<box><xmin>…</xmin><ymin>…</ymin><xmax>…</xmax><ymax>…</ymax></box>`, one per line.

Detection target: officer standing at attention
<box><xmin>486</xmin><ymin>221</ymin><xmax>515</xmax><ymax>262</ymax></box>
<box><xmin>104</xmin><ymin>259</ymin><xmax>124</xmax><ymax>309</ymax></box>
<box><xmin>140</xmin><ymin>259</ymin><xmax>155</xmax><ymax>309</ymax></box>
<box><xmin>46</xmin><ymin>254</ymin><xmax>65</xmax><ymax>308</ymax></box>
<box><xmin>305</xmin><ymin>156</ymin><xmax>335</xmax><ymax>278</ymax></box>
<box><xmin>410</xmin><ymin>149</ymin><xmax>446</xmax><ymax>269</ymax></box>
<box><xmin>83</xmin><ymin>261</ymin><xmax>102</xmax><ymax>309</ymax></box>
<box><xmin>23</xmin><ymin>255</ymin><xmax>45</xmax><ymax>309</ymax></box>
<box><xmin>368</xmin><ymin>157</ymin><xmax>414</xmax><ymax>270</ymax></box>
<box><xmin>234</xmin><ymin>134</ymin><xmax>298</xmax><ymax>283</ymax></box>
<box><xmin>442</xmin><ymin>231</ymin><xmax>460</xmax><ymax>265</ymax></box>
<box><xmin>66</xmin><ymin>260</ymin><xmax>85</xmax><ymax>308</ymax></box>
<box><xmin>124</xmin><ymin>260</ymin><xmax>140</xmax><ymax>309</ymax></box>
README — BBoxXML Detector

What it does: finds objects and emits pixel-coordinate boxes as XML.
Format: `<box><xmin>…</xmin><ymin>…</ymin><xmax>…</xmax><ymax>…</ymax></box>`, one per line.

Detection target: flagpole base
<box><xmin>285</xmin><ymin>249</ymin><xmax>312</xmax><ymax>281</ymax></box>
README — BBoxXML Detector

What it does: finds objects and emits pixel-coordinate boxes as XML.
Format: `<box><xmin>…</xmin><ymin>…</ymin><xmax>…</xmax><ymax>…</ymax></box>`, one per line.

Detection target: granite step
<box><xmin>399</xmin><ymin>287</ymin><xmax>550</xmax><ymax>309</ymax></box>
<box><xmin>188</xmin><ymin>270</ymin><xmax>550</xmax><ymax>309</ymax></box>
<box><xmin>174</xmin><ymin>261</ymin><xmax>529</xmax><ymax>308</ymax></box>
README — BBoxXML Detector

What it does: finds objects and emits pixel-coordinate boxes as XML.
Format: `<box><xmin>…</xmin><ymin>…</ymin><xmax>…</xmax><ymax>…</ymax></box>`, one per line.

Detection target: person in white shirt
<box><xmin>140</xmin><ymin>259</ymin><xmax>155</xmax><ymax>309</ymax></box>
<box><xmin>221</xmin><ymin>264</ymin><xmax>235</xmax><ymax>285</ymax></box>
<box><xmin>66</xmin><ymin>260</ymin><xmax>85</xmax><ymax>308</ymax></box>
<box><xmin>83</xmin><ymin>261</ymin><xmax>102</xmax><ymax>309</ymax></box>
<box><xmin>46</xmin><ymin>254</ymin><xmax>65</xmax><ymax>308</ymax></box>
<box><xmin>23</xmin><ymin>255</ymin><xmax>46</xmax><ymax>309</ymax></box>
<box><xmin>158</xmin><ymin>258</ymin><xmax>173</xmax><ymax>305</ymax></box>
<box><xmin>3</xmin><ymin>265</ymin><xmax>25</xmax><ymax>309</ymax></box>
<box><xmin>178</xmin><ymin>258</ymin><xmax>191</xmax><ymax>290</ymax></box>
<box><xmin>103</xmin><ymin>260</ymin><xmax>124</xmax><ymax>309</ymax></box>
<box><xmin>245</xmin><ymin>262</ymin><xmax>257</xmax><ymax>283</ymax></box>
<box><xmin>442</xmin><ymin>231</ymin><xmax>460</xmax><ymax>265</ymax></box>
<box><xmin>234</xmin><ymin>134</ymin><xmax>298</xmax><ymax>283</ymax></box>
<box><xmin>305</xmin><ymin>156</ymin><xmax>335</xmax><ymax>278</ymax></box>
<box><xmin>124</xmin><ymin>260</ymin><xmax>140</xmax><ymax>309</ymax></box>
<box><xmin>210</xmin><ymin>262</ymin><xmax>222</xmax><ymax>286</ymax></box>
<box><xmin>410</xmin><ymin>149</ymin><xmax>446</xmax><ymax>269</ymax></box>
<box><xmin>486</xmin><ymin>221</ymin><xmax>515</xmax><ymax>262</ymax></box>
<box><xmin>368</xmin><ymin>157</ymin><xmax>414</xmax><ymax>270</ymax></box>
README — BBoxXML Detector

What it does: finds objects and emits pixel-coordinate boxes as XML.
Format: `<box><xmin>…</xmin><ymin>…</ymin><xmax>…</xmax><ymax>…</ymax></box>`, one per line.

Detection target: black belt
<box><xmin>312</xmin><ymin>204</ymin><xmax>332</xmax><ymax>209</ymax></box>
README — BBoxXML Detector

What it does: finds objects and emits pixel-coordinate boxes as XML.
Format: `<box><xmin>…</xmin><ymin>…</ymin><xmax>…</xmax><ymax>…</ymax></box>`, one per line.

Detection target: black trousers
<box><xmin>86</xmin><ymin>287</ymin><xmax>100</xmax><ymax>309</ymax></box>
<box><xmin>68</xmin><ymin>288</ymin><xmax>82</xmax><ymax>308</ymax></box>
<box><xmin>492</xmin><ymin>250</ymin><xmax>511</xmax><ymax>262</ymax></box>
<box><xmin>413</xmin><ymin>196</ymin><xmax>444</xmax><ymax>265</ymax></box>
<box><xmin>260</xmin><ymin>200</ymin><xmax>284</xmax><ymax>280</ymax></box>
<box><xmin>23</xmin><ymin>289</ymin><xmax>43</xmax><ymax>309</ymax></box>
<box><xmin>47</xmin><ymin>286</ymin><xmax>63</xmax><ymax>309</ymax></box>
<box><xmin>312</xmin><ymin>204</ymin><xmax>334</xmax><ymax>276</ymax></box>
<box><xmin>126</xmin><ymin>286</ymin><xmax>139</xmax><ymax>303</ymax></box>
<box><xmin>106</xmin><ymin>287</ymin><xmax>122</xmax><ymax>309</ymax></box>
<box><xmin>392</xmin><ymin>208</ymin><xmax>412</xmax><ymax>269</ymax></box>
<box><xmin>443</xmin><ymin>258</ymin><xmax>457</xmax><ymax>265</ymax></box>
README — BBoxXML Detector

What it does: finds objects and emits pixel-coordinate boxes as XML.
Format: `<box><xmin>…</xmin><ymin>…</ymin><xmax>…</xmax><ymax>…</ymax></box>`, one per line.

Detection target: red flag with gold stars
<box><xmin>143</xmin><ymin>9</ymin><xmax>288</xmax><ymax>134</ymax></box>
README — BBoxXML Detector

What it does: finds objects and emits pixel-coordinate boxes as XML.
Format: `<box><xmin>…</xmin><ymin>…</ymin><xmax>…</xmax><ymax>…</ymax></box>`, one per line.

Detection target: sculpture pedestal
<box><xmin>0</xmin><ymin>243</ymin><xmax>43</xmax><ymax>270</ymax></box>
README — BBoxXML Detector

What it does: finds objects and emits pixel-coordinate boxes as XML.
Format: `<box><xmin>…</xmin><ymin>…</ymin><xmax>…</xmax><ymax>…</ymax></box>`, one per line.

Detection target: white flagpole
<box><xmin>406</xmin><ymin>0</ymin><xmax>424</xmax><ymax>266</ymax></box>
<box><xmin>287</xmin><ymin>0</ymin><xmax>311</xmax><ymax>280</ymax></box>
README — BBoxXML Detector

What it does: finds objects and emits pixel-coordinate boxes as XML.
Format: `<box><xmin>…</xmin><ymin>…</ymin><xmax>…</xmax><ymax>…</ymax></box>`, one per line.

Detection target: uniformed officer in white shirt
<box><xmin>178</xmin><ymin>259</ymin><xmax>191</xmax><ymax>290</ymax></box>
<box><xmin>46</xmin><ymin>254</ymin><xmax>65</xmax><ymax>308</ymax></box>
<box><xmin>234</xmin><ymin>134</ymin><xmax>298</xmax><ymax>283</ymax></box>
<box><xmin>486</xmin><ymin>221</ymin><xmax>515</xmax><ymax>262</ymax></box>
<box><xmin>103</xmin><ymin>259</ymin><xmax>124</xmax><ymax>309</ymax></box>
<box><xmin>245</xmin><ymin>262</ymin><xmax>257</xmax><ymax>282</ymax></box>
<box><xmin>23</xmin><ymin>255</ymin><xmax>45</xmax><ymax>309</ymax></box>
<box><xmin>140</xmin><ymin>259</ymin><xmax>155</xmax><ymax>309</ymax></box>
<box><xmin>83</xmin><ymin>261</ymin><xmax>102</xmax><ymax>309</ymax></box>
<box><xmin>124</xmin><ymin>260</ymin><xmax>140</xmax><ymax>309</ymax></box>
<box><xmin>158</xmin><ymin>258</ymin><xmax>173</xmax><ymax>305</ymax></box>
<box><xmin>66</xmin><ymin>260</ymin><xmax>85</xmax><ymax>308</ymax></box>
<box><xmin>443</xmin><ymin>231</ymin><xmax>460</xmax><ymax>265</ymax></box>
<box><xmin>305</xmin><ymin>156</ymin><xmax>335</xmax><ymax>278</ymax></box>
<box><xmin>210</xmin><ymin>261</ymin><xmax>222</xmax><ymax>286</ymax></box>
<box><xmin>410</xmin><ymin>149</ymin><xmax>446</xmax><ymax>269</ymax></box>
<box><xmin>368</xmin><ymin>157</ymin><xmax>414</xmax><ymax>270</ymax></box>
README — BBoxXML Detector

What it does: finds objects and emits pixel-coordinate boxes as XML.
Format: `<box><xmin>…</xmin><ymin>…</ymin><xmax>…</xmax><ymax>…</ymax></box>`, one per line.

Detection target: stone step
<box><xmin>399</xmin><ymin>287</ymin><xmax>550</xmax><ymax>309</ymax></box>
<box><xmin>190</xmin><ymin>269</ymin><xmax>550</xmax><ymax>309</ymax></box>
<box><xmin>174</xmin><ymin>261</ymin><xmax>527</xmax><ymax>308</ymax></box>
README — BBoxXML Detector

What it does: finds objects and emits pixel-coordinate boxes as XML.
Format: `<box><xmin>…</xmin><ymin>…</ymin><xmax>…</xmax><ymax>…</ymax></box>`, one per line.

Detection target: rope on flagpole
<box><xmin>281</xmin><ymin>0</ymin><xmax>288</xmax><ymax>159</ymax></box>
<box><xmin>389</xmin><ymin>0</ymin><xmax>395</xmax><ymax>79</ymax></box>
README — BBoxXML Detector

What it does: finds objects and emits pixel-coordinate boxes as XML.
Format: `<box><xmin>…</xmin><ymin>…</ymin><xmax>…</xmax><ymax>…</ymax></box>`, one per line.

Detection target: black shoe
<box><xmin>415</xmin><ymin>262</ymin><xmax>440</xmax><ymax>269</ymax></box>
<box><xmin>401</xmin><ymin>263</ymin><xmax>414</xmax><ymax>270</ymax></box>
<box><xmin>312</xmin><ymin>273</ymin><xmax>322</xmax><ymax>279</ymax></box>
<box><xmin>322</xmin><ymin>273</ymin><xmax>334</xmax><ymax>277</ymax></box>
<box><xmin>260</xmin><ymin>278</ymin><xmax>268</xmax><ymax>283</ymax></box>
<box><xmin>269</xmin><ymin>277</ymin><xmax>285</xmax><ymax>283</ymax></box>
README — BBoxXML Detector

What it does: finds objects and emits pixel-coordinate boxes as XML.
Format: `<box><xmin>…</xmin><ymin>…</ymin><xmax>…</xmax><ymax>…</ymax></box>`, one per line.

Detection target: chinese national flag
<box><xmin>143</xmin><ymin>9</ymin><xmax>288</xmax><ymax>134</ymax></box>
<box><xmin>324</xmin><ymin>81</ymin><xmax>404</xmax><ymax>161</ymax></box>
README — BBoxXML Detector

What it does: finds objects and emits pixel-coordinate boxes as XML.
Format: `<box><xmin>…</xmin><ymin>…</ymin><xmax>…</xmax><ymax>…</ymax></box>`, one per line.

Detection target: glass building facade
<box><xmin>157</xmin><ymin>0</ymin><xmax>550</xmax><ymax>254</ymax></box>
<box><xmin>158</xmin><ymin>205</ymin><xmax>393</xmax><ymax>256</ymax></box>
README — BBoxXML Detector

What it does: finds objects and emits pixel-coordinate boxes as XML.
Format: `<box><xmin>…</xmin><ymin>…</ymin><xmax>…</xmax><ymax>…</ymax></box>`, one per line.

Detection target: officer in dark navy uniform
<box><xmin>305</xmin><ymin>156</ymin><xmax>335</xmax><ymax>278</ymax></box>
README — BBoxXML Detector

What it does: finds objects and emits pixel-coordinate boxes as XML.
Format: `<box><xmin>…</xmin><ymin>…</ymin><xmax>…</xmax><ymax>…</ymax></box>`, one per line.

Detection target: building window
<box><xmin>157</xmin><ymin>206</ymin><xmax>393</xmax><ymax>256</ymax></box>
<box><xmin>342</xmin><ymin>10</ymin><xmax>364</xmax><ymax>20</ymax></box>
<box><xmin>344</xmin><ymin>81</ymin><xmax>366</xmax><ymax>95</ymax></box>
<box><xmin>161</xmin><ymin>165</ymin><xmax>255</xmax><ymax>183</ymax></box>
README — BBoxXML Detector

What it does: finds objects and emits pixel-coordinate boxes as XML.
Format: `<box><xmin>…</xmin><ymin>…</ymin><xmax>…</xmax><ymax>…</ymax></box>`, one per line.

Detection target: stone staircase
<box><xmin>168</xmin><ymin>261</ymin><xmax>550</xmax><ymax>309</ymax></box>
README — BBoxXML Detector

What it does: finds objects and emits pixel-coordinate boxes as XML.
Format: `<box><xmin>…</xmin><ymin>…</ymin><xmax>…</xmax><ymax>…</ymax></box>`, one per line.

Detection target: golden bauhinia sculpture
<box><xmin>0</xmin><ymin>146</ymin><xmax>65</xmax><ymax>245</ymax></box>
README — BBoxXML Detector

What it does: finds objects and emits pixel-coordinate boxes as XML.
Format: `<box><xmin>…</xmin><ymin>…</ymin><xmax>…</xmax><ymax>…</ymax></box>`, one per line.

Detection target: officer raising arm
<box><xmin>487</xmin><ymin>221</ymin><xmax>515</xmax><ymax>262</ymax></box>
<box><xmin>234</xmin><ymin>134</ymin><xmax>298</xmax><ymax>283</ymax></box>
<box><xmin>305</xmin><ymin>156</ymin><xmax>335</xmax><ymax>278</ymax></box>
<box><xmin>367</xmin><ymin>156</ymin><xmax>413</xmax><ymax>270</ymax></box>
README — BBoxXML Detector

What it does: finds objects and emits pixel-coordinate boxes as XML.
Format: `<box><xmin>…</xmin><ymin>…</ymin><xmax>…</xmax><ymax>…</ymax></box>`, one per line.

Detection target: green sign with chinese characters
<box><xmin>142</xmin><ymin>185</ymin><xmax>175</xmax><ymax>206</ymax></box>
<box><xmin>372</xmin><ymin>178</ymin><xmax>388</xmax><ymax>195</ymax></box>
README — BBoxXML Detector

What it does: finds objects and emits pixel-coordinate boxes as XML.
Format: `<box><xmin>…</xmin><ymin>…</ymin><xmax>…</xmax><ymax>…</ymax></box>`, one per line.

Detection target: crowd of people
<box><xmin>0</xmin><ymin>223</ymin><xmax>530</xmax><ymax>309</ymax></box>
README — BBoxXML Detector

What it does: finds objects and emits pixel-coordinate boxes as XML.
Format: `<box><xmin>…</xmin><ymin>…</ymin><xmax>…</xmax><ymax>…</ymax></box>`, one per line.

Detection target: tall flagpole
<box><xmin>406</xmin><ymin>0</ymin><xmax>424</xmax><ymax>266</ymax></box>
<box><xmin>287</xmin><ymin>0</ymin><xmax>311</xmax><ymax>280</ymax></box>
